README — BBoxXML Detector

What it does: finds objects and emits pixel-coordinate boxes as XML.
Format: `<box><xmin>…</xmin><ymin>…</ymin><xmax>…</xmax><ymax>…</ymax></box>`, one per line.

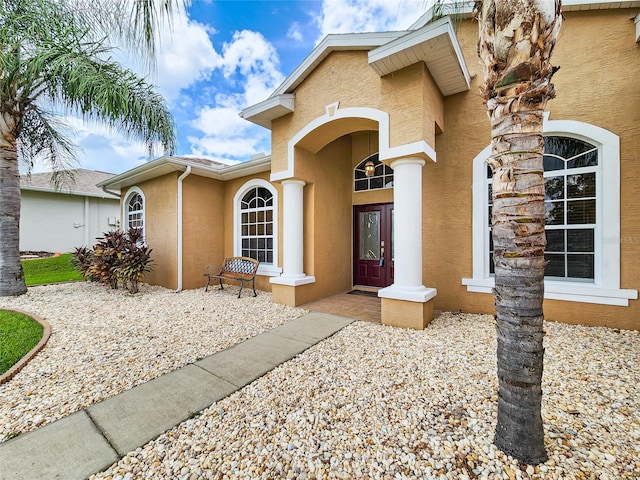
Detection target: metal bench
<box><xmin>204</xmin><ymin>257</ymin><xmax>260</xmax><ymax>298</ymax></box>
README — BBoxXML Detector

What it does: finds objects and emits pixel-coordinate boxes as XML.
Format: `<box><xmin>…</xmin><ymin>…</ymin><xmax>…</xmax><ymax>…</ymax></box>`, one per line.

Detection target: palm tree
<box><xmin>474</xmin><ymin>0</ymin><xmax>562</xmax><ymax>464</ymax></box>
<box><xmin>0</xmin><ymin>0</ymin><xmax>184</xmax><ymax>296</ymax></box>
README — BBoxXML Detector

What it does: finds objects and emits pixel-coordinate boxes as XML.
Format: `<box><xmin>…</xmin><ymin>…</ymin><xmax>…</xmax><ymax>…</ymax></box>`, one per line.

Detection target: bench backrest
<box><xmin>221</xmin><ymin>257</ymin><xmax>259</xmax><ymax>278</ymax></box>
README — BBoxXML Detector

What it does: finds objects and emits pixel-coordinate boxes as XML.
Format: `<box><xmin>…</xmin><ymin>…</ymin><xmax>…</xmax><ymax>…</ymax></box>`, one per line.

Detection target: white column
<box><xmin>379</xmin><ymin>157</ymin><xmax>436</xmax><ymax>302</ymax></box>
<box><xmin>271</xmin><ymin>179</ymin><xmax>315</xmax><ymax>286</ymax></box>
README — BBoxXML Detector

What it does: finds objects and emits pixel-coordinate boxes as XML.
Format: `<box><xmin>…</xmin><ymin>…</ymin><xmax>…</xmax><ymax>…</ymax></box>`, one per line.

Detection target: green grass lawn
<box><xmin>0</xmin><ymin>310</ymin><xmax>43</xmax><ymax>374</ymax></box>
<box><xmin>22</xmin><ymin>253</ymin><xmax>83</xmax><ymax>286</ymax></box>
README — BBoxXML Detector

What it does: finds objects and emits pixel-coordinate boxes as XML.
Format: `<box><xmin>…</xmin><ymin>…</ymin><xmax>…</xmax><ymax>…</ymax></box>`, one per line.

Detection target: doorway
<box><xmin>353</xmin><ymin>203</ymin><xmax>393</xmax><ymax>287</ymax></box>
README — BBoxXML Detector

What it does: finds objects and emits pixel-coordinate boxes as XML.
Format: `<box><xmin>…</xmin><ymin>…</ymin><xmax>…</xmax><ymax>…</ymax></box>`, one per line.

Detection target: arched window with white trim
<box><xmin>233</xmin><ymin>179</ymin><xmax>281</xmax><ymax>276</ymax></box>
<box><xmin>123</xmin><ymin>187</ymin><xmax>145</xmax><ymax>239</ymax></box>
<box><xmin>354</xmin><ymin>153</ymin><xmax>394</xmax><ymax>192</ymax></box>
<box><xmin>463</xmin><ymin>117</ymin><xmax>637</xmax><ymax>306</ymax></box>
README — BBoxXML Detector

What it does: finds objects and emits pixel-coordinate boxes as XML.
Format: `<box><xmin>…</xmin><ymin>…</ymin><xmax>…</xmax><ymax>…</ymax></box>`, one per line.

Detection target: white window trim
<box><xmin>233</xmin><ymin>179</ymin><xmax>282</xmax><ymax>277</ymax></box>
<box><xmin>462</xmin><ymin>116</ymin><xmax>638</xmax><ymax>306</ymax></box>
<box><xmin>123</xmin><ymin>186</ymin><xmax>146</xmax><ymax>241</ymax></box>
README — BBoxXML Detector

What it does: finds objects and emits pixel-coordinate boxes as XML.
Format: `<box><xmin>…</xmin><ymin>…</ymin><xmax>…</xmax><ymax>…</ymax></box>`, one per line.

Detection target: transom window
<box><xmin>126</xmin><ymin>192</ymin><xmax>144</xmax><ymax>230</ymax></box>
<box><xmin>354</xmin><ymin>154</ymin><xmax>394</xmax><ymax>191</ymax></box>
<box><xmin>487</xmin><ymin>136</ymin><xmax>598</xmax><ymax>281</ymax></box>
<box><xmin>240</xmin><ymin>186</ymin><xmax>274</xmax><ymax>264</ymax></box>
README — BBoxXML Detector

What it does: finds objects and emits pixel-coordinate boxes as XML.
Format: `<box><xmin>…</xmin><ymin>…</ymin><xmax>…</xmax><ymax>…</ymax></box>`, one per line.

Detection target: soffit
<box><xmin>368</xmin><ymin>16</ymin><xmax>470</xmax><ymax>96</ymax></box>
<box><xmin>239</xmin><ymin>94</ymin><xmax>295</xmax><ymax>130</ymax></box>
<box><xmin>563</xmin><ymin>0</ymin><xmax>640</xmax><ymax>10</ymax></box>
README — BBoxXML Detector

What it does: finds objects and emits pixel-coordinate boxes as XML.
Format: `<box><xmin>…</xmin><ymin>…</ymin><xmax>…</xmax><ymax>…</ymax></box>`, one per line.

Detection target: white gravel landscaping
<box><xmin>0</xmin><ymin>282</ymin><xmax>306</xmax><ymax>443</ymax></box>
<box><xmin>2</xmin><ymin>283</ymin><xmax>639</xmax><ymax>479</ymax></box>
<box><xmin>90</xmin><ymin>313</ymin><xmax>640</xmax><ymax>480</ymax></box>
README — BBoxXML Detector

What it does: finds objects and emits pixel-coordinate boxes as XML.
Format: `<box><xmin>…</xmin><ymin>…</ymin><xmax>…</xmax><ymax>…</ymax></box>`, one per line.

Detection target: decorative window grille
<box><xmin>240</xmin><ymin>187</ymin><xmax>274</xmax><ymax>264</ymax></box>
<box><xmin>127</xmin><ymin>193</ymin><xmax>144</xmax><ymax>230</ymax></box>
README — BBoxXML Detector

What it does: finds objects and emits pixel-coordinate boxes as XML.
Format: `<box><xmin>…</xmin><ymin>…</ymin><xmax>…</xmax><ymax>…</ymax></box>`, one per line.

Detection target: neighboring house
<box><xmin>100</xmin><ymin>2</ymin><xmax>640</xmax><ymax>330</ymax></box>
<box><xmin>20</xmin><ymin>169</ymin><xmax>120</xmax><ymax>253</ymax></box>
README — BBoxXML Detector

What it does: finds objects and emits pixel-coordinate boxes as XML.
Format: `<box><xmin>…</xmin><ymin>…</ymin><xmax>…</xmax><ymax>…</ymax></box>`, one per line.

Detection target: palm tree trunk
<box><xmin>475</xmin><ymin>0</ymin><xmax>562</xmax><ymax>465</ymax></box>
<box><xmin>0</xmin><ymin>142</ymin><xmax>27</xmax><ymax>296</ymax></box>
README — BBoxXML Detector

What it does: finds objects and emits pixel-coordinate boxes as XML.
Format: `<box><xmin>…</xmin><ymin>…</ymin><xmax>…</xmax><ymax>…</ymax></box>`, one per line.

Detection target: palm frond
<box><xmin>67</xmin><ymin>0</ymin><xmax>190</xmax><ymax>69</ymax></box>
<box><xmin>43</xmin><ymin>46</ymin><xmax>177</xmax><ymax>155</ymax></box>
<box><xmin>2</xmin><ymin>5</ymin><xmax>177</xmax><ymax>159</ymax></box>
<box><xmin>18</xmin><ymin>106</ymin><xmax>79</xmax><ymax>188</ymax></box>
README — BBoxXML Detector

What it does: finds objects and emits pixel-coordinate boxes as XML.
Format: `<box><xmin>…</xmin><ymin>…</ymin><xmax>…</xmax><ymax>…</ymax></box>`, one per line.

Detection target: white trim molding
<box><xmin>123</xmin><ymin>186</ymin><xmax>146</xmax><ymax>241</ymax></box>
<box><xmin>462</xmin><ymin>116</ymin><xmax>638</xmax><ymax>306</ymax></box>
<box><xmin>272</xmin><ymin>105</ymin><xmax>436</xmax><ymax>182</ymax></box>
<box><xmin>233</xmin><ymin>178</ymin><xmax>282</xmax><ymax>277</ymax></box>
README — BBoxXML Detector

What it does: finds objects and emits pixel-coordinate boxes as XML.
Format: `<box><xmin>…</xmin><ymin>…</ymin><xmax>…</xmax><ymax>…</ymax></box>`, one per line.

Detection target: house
<box><xmin>20</xmin><ymin>169</ymin><xmax>120</xmax><ymax>253</ymax></box>
<box><xmin>99</xmin><ymin>2</ymin><xmax>640</xmax><ymax>330</ymax></box>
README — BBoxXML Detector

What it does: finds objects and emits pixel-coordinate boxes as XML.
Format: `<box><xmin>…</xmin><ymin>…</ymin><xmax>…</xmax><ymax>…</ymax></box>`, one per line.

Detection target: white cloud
<box><xmin>287</xmin><ymin>22</ymin><xmax>304</xmax><ymax>42</ymax></box>
<box><xmin>153</xmin><ymin>13</ymin><xmax>222</xmax><ymax>100</ymax></box>
<box><xmin>315</xmin><ymin>0</ymin><xmax>428</xmax><ymax>39</ymax></box>
<box><xmin>186</xmin><ymin>30</ymin><xmax>284</xmax><ymax>161</ymax></box>
<box><xmin>187</xmin><ymin>134</ymin><xmax>264</xmax><ymax>159</ymax></box>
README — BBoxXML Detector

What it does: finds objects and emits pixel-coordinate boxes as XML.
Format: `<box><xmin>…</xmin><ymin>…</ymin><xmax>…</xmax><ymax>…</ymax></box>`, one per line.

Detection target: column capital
<box><xmin>390</xmin><ymin>157</ymin><xmax>426</xmax><ymax>169</ymax></box>
<box><xmin>281</xmin><ymin>178</ymin><xmax>306</xmax><ymax>187</ymax></box>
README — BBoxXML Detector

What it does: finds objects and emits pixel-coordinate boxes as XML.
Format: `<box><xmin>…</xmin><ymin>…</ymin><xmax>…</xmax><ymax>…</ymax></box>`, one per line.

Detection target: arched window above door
<box><xmin>354</xmin><ymin>154</ymin><xmax>394</xmax><ymax>191</ymax></box>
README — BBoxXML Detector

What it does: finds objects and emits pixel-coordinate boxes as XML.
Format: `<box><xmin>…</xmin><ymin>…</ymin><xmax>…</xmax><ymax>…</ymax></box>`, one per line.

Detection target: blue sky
<box><xmin>47</xmin><ymin>0</ymin><xmax>431</xmax><ymax>175</ymax></box>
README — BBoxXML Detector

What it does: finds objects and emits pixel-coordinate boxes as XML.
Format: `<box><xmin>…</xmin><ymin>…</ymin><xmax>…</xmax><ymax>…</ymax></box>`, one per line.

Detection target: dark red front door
<box><xmin>353</xmin><ymin>203</ymin><xmax>393</xmax><ymax>287</ymax></box>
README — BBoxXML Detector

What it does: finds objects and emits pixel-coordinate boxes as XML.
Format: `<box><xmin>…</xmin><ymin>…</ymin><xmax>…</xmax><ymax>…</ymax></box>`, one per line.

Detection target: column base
<box><xmin>271</xmin><ymin>281</ymin><xmax>317</xmax><ymax>307</ymax></box>
<box><xmin>381</xmin><ymin>297</ymin><xmax>435</xmax><ymax>330</ymax></box>
<box><xmin>378</xmin><ymin>284</ymin><xmax>437</xmax><ymax>302</ymax></box>
<box><xmin>270</xmin><ymin>275</ymin><xmax>316</xmax><ymax>287</ymax></box>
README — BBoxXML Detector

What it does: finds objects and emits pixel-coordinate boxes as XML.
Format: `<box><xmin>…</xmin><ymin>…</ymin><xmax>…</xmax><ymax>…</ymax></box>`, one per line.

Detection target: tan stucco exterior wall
<box><xmin>270</xmin><ymin>51</ymin><xmax>444</xmax><ymax>176</ymax></box>
<box><xmin>426</xmin><ymin>10</ymin><xmax>640</xmax><ymax>329</ymax></box>
<box><xmin>289</xmin><ymin>136</ymin><xmax>354</xmax><ymax>302</ymax></box>
<box><xmin>129</xmin><ymin>174</ymin><xmax>179</xmax><ymax>289</ymax></box>
<box><xmin>181</xmin><ymin>175</ymin><xmax>225</xmax><ymax>290</ymax></box>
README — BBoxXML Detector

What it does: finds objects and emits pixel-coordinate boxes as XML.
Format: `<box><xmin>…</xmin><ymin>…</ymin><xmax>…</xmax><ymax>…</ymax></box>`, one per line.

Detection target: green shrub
<box><xmin>73</xmin><ymin>228</ymin><xmax>154</xmax><ymax>293</ymax></box>
<box><xmin>70</xmin><ymin>246</ymin><xmax>96</xmax><ymax>281</ymax></box>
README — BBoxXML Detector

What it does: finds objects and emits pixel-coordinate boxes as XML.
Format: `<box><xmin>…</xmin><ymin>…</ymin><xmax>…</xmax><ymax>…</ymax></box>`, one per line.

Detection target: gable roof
<box><xmin>241</xmin><ymin>0</ymin><xmax>640</xmax><ymax>130</ymax></box>
<box><xmin>20</xmin><ymin>169</ymin><xmax>120</xmax><ymax>199</ymax></box>
<box><xmin>240</xmin><ymin>16</ymin><xmax>470</xmax><ymax>129</ymax></box>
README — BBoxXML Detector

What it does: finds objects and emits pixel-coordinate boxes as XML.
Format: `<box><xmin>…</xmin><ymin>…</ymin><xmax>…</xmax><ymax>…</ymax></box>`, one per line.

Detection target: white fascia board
<box><xmin>269</xmin><ymin>31</ymin><xmax>406</xmax><ymax>98</ymax></box>
<box><xmin>97</xmin><ymin>157</ymin><xmax>183</xmax><ymax>191</ymax></box>
<box><xmin>562</xmin><ymin>0</ymin><xmax>640</xmax><ymax>10</ymax></box>
<box><xmin>98</xmin><ymin>156</ymin><xmax>272</xmax><ymax>191</ymax></box>
<box><xmin>635</xmin><ymin>13</ymin><xmax>640</xmax><ymax>42</ymax></box>
<box><xmin>218</xmin><ymin>156</ymin><xmax>271</xmax><ymax>180</ymax></box>
<box><xmin>239</xmin><ymin>94</ymin><xmax>295</xmax><ymax>129</ymax></box>
<box><xmin>20</xmin><ymin>186</ymin><xmax>120</xmax><ymax>199</ymax></box>
<box><xmin>368</xmin><ymin>16</ymin><xmax>471</xmax><ymax>95</ymax></box>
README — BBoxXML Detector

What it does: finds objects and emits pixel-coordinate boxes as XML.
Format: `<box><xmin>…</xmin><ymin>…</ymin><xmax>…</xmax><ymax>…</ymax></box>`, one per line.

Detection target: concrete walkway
<box><xmin>0</xmin><ymin>312</ymin><xmax>353</xmax><ymax>480</ymax></box>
